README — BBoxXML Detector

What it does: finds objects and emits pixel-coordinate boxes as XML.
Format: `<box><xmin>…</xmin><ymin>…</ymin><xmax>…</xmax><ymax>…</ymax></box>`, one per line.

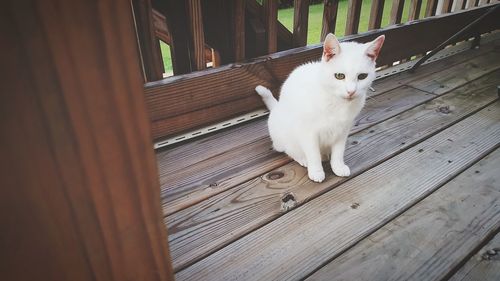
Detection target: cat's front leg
<box><xmin>301</xmin><ymin>135</ymin><xmax>325</xmax><ymax>183</ymax></box>
<box><xmin>330</xmin><ymin>135</ymin><xmax>350</xmax><ymax>177</ymax></box>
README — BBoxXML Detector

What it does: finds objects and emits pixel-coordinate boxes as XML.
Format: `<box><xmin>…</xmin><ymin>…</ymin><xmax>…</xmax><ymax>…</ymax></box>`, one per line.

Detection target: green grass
<box><xmin>159</xmin><ymin>1</ymin><xmax>428</xmax><ymax>74</ymax></box>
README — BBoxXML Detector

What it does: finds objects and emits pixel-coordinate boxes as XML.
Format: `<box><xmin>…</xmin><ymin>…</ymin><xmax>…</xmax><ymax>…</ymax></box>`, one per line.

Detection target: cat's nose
<box><xmin>347</xmin><ymin>91</ymin><xmax>356</xmax><ymax>97</ymax></box>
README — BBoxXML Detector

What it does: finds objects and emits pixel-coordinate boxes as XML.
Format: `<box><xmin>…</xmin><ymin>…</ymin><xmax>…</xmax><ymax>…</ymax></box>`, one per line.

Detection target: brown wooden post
<box><xmin>0</xmin><ymin>0</ymin><xmax>175</xmax><ymax>280</ymax></box>
<box><xmin>263</xmin><ymin>0</ymin><xmax>278</xmax><ymax>53</ymax></box>
<box><xmin>345</xmin><ymin>0</ymin><xmax>363</xmax><ymax>35</ymax></box>
<box><xmin>409</xmin><ymin>0</ymin><xmax>423</xmax><ymax>20</ymax></box>
<box><xmin>293</xmin><ymin>0</ymin><xmax>310</xmax><ymax>47</ymax></box>
<box><xmin>369</xmin><ymin>0</ymin><xmax>386</xmax><ymax>30</ymax></box>
<box><xmin>426</xmin><ymin>0</ymin><xmax>439</xmax><ymax>16</ymax></box>
<box><xmin>441</xmin><ymin>0</ymin><xmax>454</xmax><ymax>13</ymax></box>
<box><xmin>132</xmin><ymin>0</ymin><xmax>165</xmax><ymax>81</ymax></box>
<box><xmin>390</xmin><ymin>0</ymin><xmax>405</xmax><ymax>24</ymax></box>
<box><xmin>234</xmin><ymin>0</ymin><xmax>246</xmax><ymax>61</ymax></box>
<box><xmin>187</xmin><ymin>0</ymin><xmax>206</xmax><ymax>70</ymax></box>
<box><xmin>321</xmin><ymin>0</ymin><xmax>339</xmax><ymax>40</ymax></box>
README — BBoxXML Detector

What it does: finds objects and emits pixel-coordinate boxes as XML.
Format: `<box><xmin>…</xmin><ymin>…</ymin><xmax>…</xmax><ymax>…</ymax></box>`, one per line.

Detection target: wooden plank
<box><xmin>187</xmin><ymin>0</ymin><xmax>205</xmax><ymax>70</ymax></box>
<box><xmin>293</xmin><ymin>0</ymin><xmax>309</xmax><ymax>47</ymax></box>
<box><xmin>368</xmin><ymin>0</ymin><xmax>385</xmax><ymax>30</ymax></box>
<box><xmin>234</xmin><ymin>0</ymin><xmax>246</xmax><ymax>61</ymax></box>
<box><xmin>158</xmin><ymin>47</ymin><xmax>500</xmax><ymax>216</ymax></box>
<box><xmin>453</xmin><ymin>0</ymin><xmax>466</xmax><ymax>11</ymax></box>
<box><xmin>321</xmin><ymin>0</ymin><xmax>339</xmax><ymax>40</ymax></box>
<box><xmin>175</xmin><ymin>101</ymin><xmax>500</xmax><ymax>281</ymax></box>
<box><xmin>390</xmin><ymin>0</ymin><xmax>405</xmax><ymax>24</ymax></box>
<box><xmin>145</xmin><ymin>5</ymin><xmax>500</xmax><ymax>140</ymax></box>
<box><xmin>307</xmin><ymin>149</ymin><xmax>500</xmax><ymax>281</ymax></box>
<box><xmin>157</xmin><ymin>41</ymin><xmax>497</xmax><ymax>177</ymax></box>
<box><xmin>449</xmin><ymin>232</ymin><xmax>500</xmax><ymax>281</ymax></box>
<box><xmin>132</xmin><ymin>0</ymin><xmax>164</xmax><ymax>81</ymax></box>
<box><xmin>166</xmin><ymin>71</ymin><xmax>500</xmax><ymax>271</ymax></box>
<box><xmin>263</xmin><ymin>0</ymin><xmax>278</xmax><ymax>53</ymax></box>
<box><xmin>409</xmin><ymin>0</ymin><xmax>423</xmax><ymax>20</ymax></box>
<box><xmin>345</xmin><ymin>0</ymin><xmax>363</xmax><ymax>35</ymax></box>
<box><xmin>426</xmin><ymin>0</ymin><xmax>439</xmax><ymax>16</ymax></box>
<box><xmin>0</xmin><ymin>0</ymin><xmax>174</xmax><ymax>280</ymax></box>
<box><xmin>441</xmin><ymin>0</ymin><xmax>454</xmax><ymax>13</ymax></box>
<box><xmin>153</xmin><ymin>0</ymin><xmax>193</xmax><ymax>75</ymax></box>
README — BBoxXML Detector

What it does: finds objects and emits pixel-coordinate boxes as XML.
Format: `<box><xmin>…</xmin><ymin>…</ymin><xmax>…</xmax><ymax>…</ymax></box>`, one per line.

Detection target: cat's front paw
<box><xmin>308</xmin><ymin>168</ymin><xmax>325</xmax><ymax>183</ymax></box>
<box><xmin>331</xmin><ymin>162</ymin><xmax>350</xmax><ymax>177</ymax></box>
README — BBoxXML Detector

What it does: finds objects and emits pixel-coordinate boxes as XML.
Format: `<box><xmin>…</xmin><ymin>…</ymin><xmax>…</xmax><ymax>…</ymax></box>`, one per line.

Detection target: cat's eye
<box><xmin>358</xmin><ymin>73</ymin><xmax>368</xmax><ymax>80</ymax></box>
<box><xmin>334</xmin><ymin>73</ymin><xmax>345</xmax><ymax>80</ymax></box>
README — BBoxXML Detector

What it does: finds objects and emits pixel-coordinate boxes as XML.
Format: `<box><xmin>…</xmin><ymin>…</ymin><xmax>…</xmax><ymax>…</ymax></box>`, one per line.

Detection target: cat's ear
<box><xmin>365</xmin><ymin>35</ymin><xmax>385</xmax><ymax>61</ymax></box>
<box><xmin>322</xmin><ymin>33</ymin><xmax>341</xmax><ymax>62</ymax></box>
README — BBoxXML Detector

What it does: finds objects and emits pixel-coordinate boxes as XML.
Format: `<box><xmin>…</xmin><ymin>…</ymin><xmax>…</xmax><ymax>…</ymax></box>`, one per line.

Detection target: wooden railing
<box><xmin>132</xmin><ymin>1</ymin><xmax>500</xmax><ymax>141</ymax></box>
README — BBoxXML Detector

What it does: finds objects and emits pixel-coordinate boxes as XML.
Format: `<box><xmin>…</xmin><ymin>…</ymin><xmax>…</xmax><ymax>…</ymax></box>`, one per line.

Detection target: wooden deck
<box><xmin>157</xmin><ymin>39</ymin><xmax>500</xmax><ymax>281</ymax></box>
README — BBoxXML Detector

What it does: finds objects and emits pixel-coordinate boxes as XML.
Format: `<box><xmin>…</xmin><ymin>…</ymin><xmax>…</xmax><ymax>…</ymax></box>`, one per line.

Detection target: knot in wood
<box><xmin>267</xmin><ymin>171</ymin><xmax>284</xmax><ymax>180</ymax></box>
<box><xmin>281</xmin><ymin>192</ymin><xmax>297</xmax><ymax>212</ymax></box>
<box><xmin>436</xmin><ymin>105</ymin><xmax>451</xmax><ymax>114</ymax></box>
<box><xmin>482</xmin><ymin>248</ymin><xmax>500</xmax><ymax>261</ymax></box>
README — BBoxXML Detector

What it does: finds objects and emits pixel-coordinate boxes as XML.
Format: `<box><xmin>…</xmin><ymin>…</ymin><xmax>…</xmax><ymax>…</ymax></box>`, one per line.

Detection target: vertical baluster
<box><xmin>187</xmin><ymin>0</ymin><xmax>206</xmax><ymax>70</ymax></box>
<box><xmin>345</xmin><ymin>0</ymin><xmax>363</xmax><ymax>35</ymax></box>
<box><xmin>369</xmin><ymin>0</ymin><xmax>385</xmax><ymax>30</ymax></box>
<box><xmin>425</xmin><ymin>0</ymin><xmax>439</xmax><ymax>16</ymax></box>
<box><xmin>390</xmin><ymin>0</ymin><xmax>405</xmax><ymax>24</ymax></box>
<box><xmin>263</xmin><ymin>0</ymin><xmax>278</xmax><ymax>53</ymax></box>
<box><xmin>321</xmin><ymin>0</ymin><xmax>339</xmax><ymax>40</ymax></box>
<box><xmin>132</xmin><ymin>0</ymin><xmax>164</xmax><ymax>81</ymax></box>
<box><xmin>452</xmin><ymin>0</ymin><xmax>465</xmax><ymax>11</ymax></box>
<box><xmin>409</xmin><ymin>0</ymin><xmax>423</xmax><ymax>20</ymax></box>
<box><xmin>293</xmin><ymin>0</ymin><xmax>309</xmax><ymax>47</ymax></box>
<box><xmin>234</xmin><ymin>0</ymin><xmax>246</xmax><ymax>61</ymax></box>
<box><xmin>440</xmin><ymin>0</ymin><xmax>454</xmax><ymax>14</ymax></box>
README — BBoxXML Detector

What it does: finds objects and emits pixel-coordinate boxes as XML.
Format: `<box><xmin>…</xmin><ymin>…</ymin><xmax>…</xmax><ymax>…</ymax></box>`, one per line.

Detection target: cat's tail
<box><xmin>255</xmin><ymin>85</ymin><xmax>278</xmax><ymax>111</ymax></box>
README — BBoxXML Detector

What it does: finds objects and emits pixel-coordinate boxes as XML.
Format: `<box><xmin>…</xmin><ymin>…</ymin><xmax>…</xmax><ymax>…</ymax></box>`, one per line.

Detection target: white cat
<box><xmin>256</xmin><ymin>33</ymin><xmax>385</xmax><ymax>183</ymax></box>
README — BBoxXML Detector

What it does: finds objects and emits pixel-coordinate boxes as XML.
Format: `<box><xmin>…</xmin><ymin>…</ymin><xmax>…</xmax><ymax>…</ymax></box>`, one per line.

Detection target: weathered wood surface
<box><xmin>1</xmin><ymin>0</ymin><xmax>174</xmax><ymax>280</ymax></box>
<box><xmin>145</xmin><ymin>5</ymin><xmax>500</xmax><ymax>140</ymax></box>
<box><xmin>166</xmin><ymin>69</ymin><xmax>500</xmax><ymax>271</ymax></box>
<box><xmin>321</xmin><ymin>0</ymin><xmax>339</xmax><ymax>40</ymax></box>
<box><xmin>293</xmin><ymin>0</ymin><xmax>310</xmax><ymax>47</ymax></box>
<box><xmin>187</xmin><ymin>0</ymin><xmax>205</xmax><ymax>70</ymax></box>
<box><xmin>390</xmin><ymin>0</ymin><xmax>405</xmax><ymax>24</ymax></box>
<box><xmin>449</xmin><ymin>232</ymin><xmax>500</xmax><ymax>281</ymax></box>
<box><xmin>409</xmin><ymin>0</ymin><xmax>423</xmax><ymax>20</ymax></box>
<box><xmin>345</xmin><ymin>0</ymin><xmax>363</xmax><ymax>35</ymax></box>
<box><xmin>233</xmin><ymin>0</ymin><xmax>246</xmax><ymax>61</ymax></box>
<box><xmin>368</xmin><ymin>0</ymin><xmax>385</xmax><ymax>30</ymax></box>
<box><xmin>263</xmin><ymin>0</ymin><xmax>278</xmax><ymax>53</ymax></box>
<box><xmin>158</xmin><ymin>45</ymin><xmax>500</xmax><ymax>217</ymax></box>
<box><xmin>307</xmin><ymin>149</ymin><xmax>500</xmax><ymax>281</ymax></box>
<box><xmin>176</xmin><ymin>101</ymin><xmax>500</xmax><ymax>281</ymax></box>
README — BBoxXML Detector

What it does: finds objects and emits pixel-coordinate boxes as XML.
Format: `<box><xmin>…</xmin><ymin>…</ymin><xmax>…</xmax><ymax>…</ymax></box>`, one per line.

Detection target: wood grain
<box><xmin>345</xmin><ymin>0</ymin><xmax>363</xmax><ymax>35</ymax></box>
<box><xmin>409</xmin><ymin>0</ymin><xmax>423</xmax><ymax>20</ymax></box>
<box><xmin>132</xmin><ymin>0</ymin><xmax>164</xmax><ymax>81</ymax></box>
<box><xmin>158</xmin><ymin>46</ymin><xmax>500</xmax><ymax>217</ymax></box>
<box><xmin>390</xmin><ymin>0</ymin><xmax>405</xmax><ymax>24</ymax></box>
<box><xmin>263</xmin><ymin>0</ymin><xmax>278</xmax><ymax>53</ymax></box>
<box><xmin>234</xmin><ymin>0</ymin><xmax>246</xmax><ymax>61</ymax></box>
<box><xmin>0</xmin><ymin>0</ymin><xmax>174</xmax><ymax>280</ymax></box>
<box><xmin>449</xmin><ymin>232</ymin><xmax>500</xmax><ymax>281</ymax></box>
<box><xmin>425</xmin><ymin>0</ymin><xmax>439</xmax><ymax>16</ymax></box>
<box><xmin>175</xmin><ymin>101</ymin><xmax>500</xmax><ymax>281</ymax></box>
<box><xmin>293</xmin><ymin>0</ymin><xmax>309</xmax><ymax>47</ymax></box>
<box><xmin>307</xmin><ymin>149</ymin><xmax>500</xmax><ymax>281</ymax></box>
<box><xmin>368</xmin><ymin>0</ymin><xmax>385</xmax><ymax>30</ymax></box>
<box><xmin>187</xmin><ymin>0</ymin><xmax>206</xmax><ymax>70</ymax></box>
<box><xmin>145</xmin><ymin>5</ymin><xmax>500</xmax><ymax>140</ymax></box>
<box><xmin>166</xmin><ymin>70</ymin><xmax>500</xmax><ymax>271</ymax></box>
<box><xmin>321</xmin><ymin>0</ymin><xmax>339</xmax><ymax>40</ymax></box>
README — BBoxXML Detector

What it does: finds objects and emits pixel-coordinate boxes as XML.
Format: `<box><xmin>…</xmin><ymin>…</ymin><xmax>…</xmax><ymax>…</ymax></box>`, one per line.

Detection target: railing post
<box><xmin>187</xmin><ymin>0</ymin><xmax>206</xmax><ymax>70</ymax></box>
<box><xmin>263</xmin><ymin>0</ymin><xmax>278</xmax><ymax>53</ymax></box>
<box><xmin>293</xmin><ymin>0</ymin><xmax>309</xmax><ymax>47</ymax></box>
<box><xmin>321</xmin><ymin>0</ymin><xmax>339</xmax><ymax>40</ymax></box>
<box><xmin>345</xmin><ymin>0</ymin><xmax>363</xmax><ymax>35</ymax></box>
<box><xmin>369</xmin><ymin>0</ymin><xmax>385</xmax><ymax>30</ymax></box>
<box><xmin>1</xmin><ymin>0</ymin><xmax>175</xmax><ymax>280</ymax></box>
<box><xmin>390</xmin><ymin>0</ymin><xmax>405</xmax><ymax>24</ymax></box>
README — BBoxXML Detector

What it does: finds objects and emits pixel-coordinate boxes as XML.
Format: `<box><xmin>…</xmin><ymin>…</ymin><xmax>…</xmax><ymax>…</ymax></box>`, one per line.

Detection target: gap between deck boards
<box><xmin>175</xmin><ymin>100</ymin><xmax>500</xmax><ymax>281</ymax></box>
<box><xmin>158</xmin><ymin>43</ymin><xmax>500</xmax><ymax>218</ymax></box>
<box><xmin>167</xmin><ymin>67</ymin><xmax>500</xmax><ymax>272</ymax></box>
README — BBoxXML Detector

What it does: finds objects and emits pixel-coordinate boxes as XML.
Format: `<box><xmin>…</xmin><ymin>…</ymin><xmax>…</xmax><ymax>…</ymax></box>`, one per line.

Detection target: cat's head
<box><xmin>320</xmin><ymin>33</ymin><xmax>385</xmax><ymax>101</ymax></box>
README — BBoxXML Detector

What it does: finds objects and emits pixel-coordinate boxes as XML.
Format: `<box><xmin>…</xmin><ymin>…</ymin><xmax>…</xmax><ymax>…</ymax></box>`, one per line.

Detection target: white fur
<box><xmin>256</xmin><ymin>34</ymin><xmax>385</xmax><ymax>182</ymax></box>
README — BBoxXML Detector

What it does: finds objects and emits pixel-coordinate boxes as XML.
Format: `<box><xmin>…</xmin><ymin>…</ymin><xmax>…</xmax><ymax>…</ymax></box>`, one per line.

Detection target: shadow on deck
<box><xmin>157</xmin><ymin>39</ymin><xmax>500</xmax><ymax>281</ymax></box>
